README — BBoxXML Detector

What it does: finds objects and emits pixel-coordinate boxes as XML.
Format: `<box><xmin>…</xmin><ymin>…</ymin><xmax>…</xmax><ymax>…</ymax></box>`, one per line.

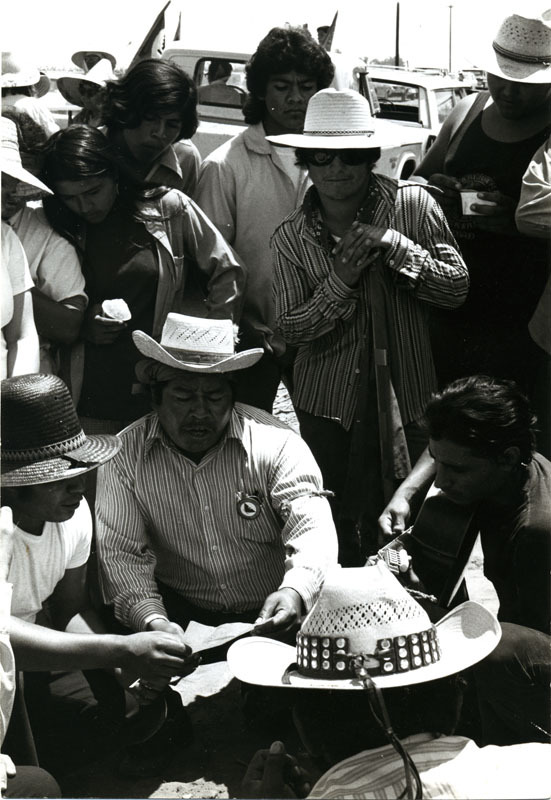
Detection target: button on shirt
<box><xmin>96</xmin><ymin>403</ymin><xmax>338</xmax><ymax>631</ymax></box>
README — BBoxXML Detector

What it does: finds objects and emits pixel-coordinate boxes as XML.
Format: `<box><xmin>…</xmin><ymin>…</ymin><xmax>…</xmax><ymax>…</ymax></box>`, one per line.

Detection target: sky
<box><xmin>1</xmin><ymin>0</ymin><xmax>544</xmax><ymax>72</ymax></box>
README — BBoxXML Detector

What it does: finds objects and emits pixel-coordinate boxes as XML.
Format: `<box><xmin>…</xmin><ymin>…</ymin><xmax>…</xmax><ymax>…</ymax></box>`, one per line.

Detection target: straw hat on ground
<box><xmin>133</xmin><ymin>314</ymin><xmax>263</xmax><ymax>374</ymax></box>
<box><xmin>1</xmin><ymin>52</ymin><xmax>50</xmax><ymax>97</ymax></box>
<box><xmin>265</xmin><ymin>88</ymin><xmax>406</xmax><ymax>150</ymax></box>
<box><xmin>1</xmin><ymin>374</ymin><xmax>121</xmax><ymax>487</ymax></box>
<box><xmin>483</xmin><ymin>10</ymin><xmax>551</xmax><ymax>83</ymax></box>
<box><xmin>228</xmin><ymin>562</ymin><xmax>501</xmax><ymax>690</ymax></box>
<box><xmin>57</xmin><ymin>58</ymin><xmax>115</xmax><ymax>108</ymax></box>
<box><xmin>1</xmin><ymin>116</ymin><xmax>52</xmax><ymax>196</ymax></box>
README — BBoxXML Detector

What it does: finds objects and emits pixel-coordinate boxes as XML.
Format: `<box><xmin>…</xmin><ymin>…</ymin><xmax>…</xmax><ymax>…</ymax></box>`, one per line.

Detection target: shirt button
<box><xmin>204</xmin><ymin>505</ymin><xmax>209</xmax><ymax>511</ymax></box>
<box><xmin>212</xmin><ymin>545</ymin><xmax>218</xmax><ymax>552</ymax></box>
<box><xmin>355</xmin><ymin>368</ymin><xmax>360</xmax><ymax>374</ymax></box>
<box><xmin>220</xmin><ymin>583</ymin><xmax>227</xmax><ymax>590</ymax></box>
<box><xmin>389</xmin><ymin>259</ymin><xmax>395</xmax><ymax>266</ymax></box>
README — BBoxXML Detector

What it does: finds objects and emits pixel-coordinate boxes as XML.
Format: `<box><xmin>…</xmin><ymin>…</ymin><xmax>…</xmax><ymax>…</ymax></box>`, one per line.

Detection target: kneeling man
<box><xmin>96</xmin><ymin>314</ymin><xmax>338</xmax><ymax>645</ymax></box>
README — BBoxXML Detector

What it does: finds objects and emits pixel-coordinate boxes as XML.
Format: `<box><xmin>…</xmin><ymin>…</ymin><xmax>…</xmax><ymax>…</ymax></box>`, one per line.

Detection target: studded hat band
<box><xmin>493</xmin><ymin>41</ymin><xmax>551</xmax><ymax>65</ymax></box>
<box><xmin>293</xmin><ymin>626</ymin><xmax>441</xmax><ymax>681</ymax></box>
<box><xmin>303</xmin><ymin>129</ymin><xmax>376</xmax><ymax>136</ymax></box>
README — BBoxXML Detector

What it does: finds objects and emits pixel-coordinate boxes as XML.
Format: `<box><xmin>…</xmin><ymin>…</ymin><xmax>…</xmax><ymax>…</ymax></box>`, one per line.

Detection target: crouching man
<box><xmin>96</xmin><ymin>313</ymin><xmax>338</xmax><ymax>642</ymax></box>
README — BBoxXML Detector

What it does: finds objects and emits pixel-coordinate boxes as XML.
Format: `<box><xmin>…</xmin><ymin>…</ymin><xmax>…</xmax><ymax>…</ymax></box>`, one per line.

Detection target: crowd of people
<box><xmin>1</xmin><ymin>6</ymin><xmax>550</xmax><ymax>799</ymax></box>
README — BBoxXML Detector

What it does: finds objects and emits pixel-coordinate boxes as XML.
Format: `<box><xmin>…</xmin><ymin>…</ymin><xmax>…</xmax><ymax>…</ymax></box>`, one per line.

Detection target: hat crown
<box><xmin>1</xmin><ymin>117</ymin><xmax>24</xmax><ymax>168</ymax></box>
<box><xmin>1</xmin><ymin>51</ymin><xmax>40</xmax><ymax>87</ymax></box>
<box><xmin>303</xmin><ymin>89</ymin><xmax>375</xmax><ymax>137</ymax></box>
<box><xmin>160</xmin><ymin>314</ymin><xmax>235</xmax><ymax>361</ymax></box>
<box><xmin>2</xmin><ymin>374</ymin><xmax>84</xmax><ymax>456</ymax></box>
<box><xmin>493</xmin><ymin>12</ymin><xmax>551</xmax><ymax>60</ymax></box>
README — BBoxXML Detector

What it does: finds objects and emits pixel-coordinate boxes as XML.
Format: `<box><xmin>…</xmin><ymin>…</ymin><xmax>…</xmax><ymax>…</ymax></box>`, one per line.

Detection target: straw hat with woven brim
<box><xmin>1</xmin><ymin>374</ymin><xmax>121</xmax><ymax>487</ymax></box>
<box><xmin>1</xmin><ymin>117</ymin><xmax>52</xmax><ymax>196</ymax></box>
<box><xmin>228</xmin><ymin>563</ymin><xmax>501</xmax><ymax>690</ymax></box>
<box><xmin>133</xmin><ymin>313</ymin><xmax>263</xmax><ymax>374</ymax></box>
<box><xmin>266</xmin><ymin>88</ymin><xmax>407</xmax><ymax>150</ymax></box>
<box><xmin>71</xmin><ymin>50</ymin><xmax>117</xmax><ymax>71</ymax></box>
<box><xmin>483</xmin><ymin>11</ymin><xmax>551</xmax><ymax>83</ymax></box>
<box><xmin>1</xmin><ymin>52</ymin><xmax>50</xmax><ymax>97</ymax></box>
<box><xmin>57</xmin><ymin>58</ymin><xmax>115</xmax><ymax>107</ymax></box>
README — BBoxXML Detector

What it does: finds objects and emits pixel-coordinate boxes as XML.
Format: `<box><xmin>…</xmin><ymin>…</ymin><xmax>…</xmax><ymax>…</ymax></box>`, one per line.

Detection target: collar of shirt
<box><xmin>144</xmin><ymin>144</ymin><xmax>182</xmax><ymax>184</ymax></box>
<box><xmin>142</xmin><ymin>406</ymin><xmax>247</xmax><ymax>463</ymax></box>
<box><xmin>243</xmin><ymin>122</ymin><xmax>272</xmax><ymax>155</ymax></box>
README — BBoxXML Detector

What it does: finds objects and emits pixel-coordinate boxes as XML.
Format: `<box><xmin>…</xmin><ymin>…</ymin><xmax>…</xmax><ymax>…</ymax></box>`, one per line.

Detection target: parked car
<box><xmin>161</xmin><ymin>46</ymin><xmax>425</xmax><ymax>179</ymax></box>
<box><xmin>366</xmin><ymin>65</ymin><xmax>469</xmax><ymax>156</ymax></box>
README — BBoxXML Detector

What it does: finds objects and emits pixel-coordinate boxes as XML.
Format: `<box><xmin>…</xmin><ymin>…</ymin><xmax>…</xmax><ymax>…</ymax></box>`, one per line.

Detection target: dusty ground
<box><xmin>59</xmin><ymin>386</ymin><xmax>499</xmax><ymax>799</ymax></box>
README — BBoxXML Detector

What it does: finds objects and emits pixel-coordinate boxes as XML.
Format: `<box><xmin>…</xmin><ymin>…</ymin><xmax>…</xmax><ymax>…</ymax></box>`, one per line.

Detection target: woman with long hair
<box><xmin>41</xmin><ymin>125</ymin><xmax>244</xmax><ymax>434</ymax></box>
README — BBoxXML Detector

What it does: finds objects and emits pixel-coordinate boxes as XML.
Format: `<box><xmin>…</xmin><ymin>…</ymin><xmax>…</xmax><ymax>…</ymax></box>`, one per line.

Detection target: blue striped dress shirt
<box><xmin>96</xmin><ymin>403</ymin><xmax>338</xmax><ymax>631</ymax></box>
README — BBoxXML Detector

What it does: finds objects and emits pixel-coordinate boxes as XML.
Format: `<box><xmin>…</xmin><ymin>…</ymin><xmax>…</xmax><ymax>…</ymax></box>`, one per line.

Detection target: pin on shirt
<box><xmin>236</xmin><ymin>490</ymin><xmax>263</xmax><ymax>520</ymax></box>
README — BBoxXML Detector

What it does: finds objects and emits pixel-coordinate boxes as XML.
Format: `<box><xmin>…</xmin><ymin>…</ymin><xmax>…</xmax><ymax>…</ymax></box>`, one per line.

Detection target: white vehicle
<box><xmin>366</xmin><ymin>65</ymin><xmax>469</xmax><ymax>157</ymax></box>
<box><xmin>162</xmin><ymin>46</ymin><xmax>425</xmax><ymax>179</ymax></box>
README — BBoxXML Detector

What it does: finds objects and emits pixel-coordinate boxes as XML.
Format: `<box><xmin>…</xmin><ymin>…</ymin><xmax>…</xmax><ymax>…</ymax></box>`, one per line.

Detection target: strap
<box><xmin>444</xmin><ymin>90</ymin><xmax>489</xmax><ymax>171</ymax></box>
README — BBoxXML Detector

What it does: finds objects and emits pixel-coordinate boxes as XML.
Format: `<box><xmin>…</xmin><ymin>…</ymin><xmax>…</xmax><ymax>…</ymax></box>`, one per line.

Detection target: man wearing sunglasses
<box><xmin>269</xmin><ymin>89</ymin><xmax>469</xmax><ymax>566</ymax></box>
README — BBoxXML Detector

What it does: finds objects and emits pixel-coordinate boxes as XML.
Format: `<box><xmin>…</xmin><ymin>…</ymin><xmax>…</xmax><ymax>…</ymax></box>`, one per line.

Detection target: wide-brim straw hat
<box><xmin>228</xmin><ymin>564</ymin><xmax>501</xmax><ymax>690</ymax></box>
<box><xmin>266</xmin><ymin>88</ymin><xmax>407</xmax><ymax>150</ymax></box>
<box><xmin>57</xmin><ymin>58</ymin><xmax>115</xmax><ymax>107</ymax></box>
<box><xmin>482</xmin><ymin>10</ymin><xmax>551</xmax><ymax>83</ymax></box>
<box><xmin>1</xmin><ymin>117</ymin><xmax>52</xmax><ymax>196</ymax></box>
<box><xmin>1</xmin><ymin>52</ymin><xmax>50</xmax><ymax>97</ymax></box>
<box><xmin>71</xmin><ymin>50</ymin><xmax>117</xmax><ymax>71</ymax></box>
<box><xmin>1</xmin><ymin>374</ymin><xmax>121</xmax><ymax>487</ymax></box>
<box><xmin>133</xmin><ymin>313</ymin><xmax>263</xmax><ymax>374</ymax></box>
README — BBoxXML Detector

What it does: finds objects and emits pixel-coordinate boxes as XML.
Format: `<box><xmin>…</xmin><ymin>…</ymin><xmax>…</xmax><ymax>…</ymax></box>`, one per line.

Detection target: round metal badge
<box><xmin>237</xmin><ymin>492</ymin><xmax>262</xmax><ymax>520</ymax></box>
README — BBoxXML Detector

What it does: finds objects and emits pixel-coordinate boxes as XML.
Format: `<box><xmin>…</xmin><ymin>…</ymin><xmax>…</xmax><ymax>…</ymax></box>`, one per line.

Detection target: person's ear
<box><xmin>497</xmin><ymin>446</ymin><xmax>521</xmax><ymax>471</ymax></box>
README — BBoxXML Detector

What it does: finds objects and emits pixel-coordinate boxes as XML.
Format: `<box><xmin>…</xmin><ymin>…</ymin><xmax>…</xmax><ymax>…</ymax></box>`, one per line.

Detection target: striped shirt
<box><xmin>309</xmin><ymin>733</ymin><xmax>551</xmax><ymax>799</ymax></box>
<box><xmin>272</xmin><ymin>175</ymin><xmax>469</xmax><ymax>430</ymax></box>
<box><xmin>96</xmin><ymin>403</ymin><xmax>338</xmax><ymax>631</ymax></box>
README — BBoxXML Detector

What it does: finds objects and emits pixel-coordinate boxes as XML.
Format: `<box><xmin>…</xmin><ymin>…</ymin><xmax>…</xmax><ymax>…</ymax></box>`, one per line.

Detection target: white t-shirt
<box><xmin>9</xmin><ymin>499</ymin><xmax>92</xmax><ymax>623</ymax></box>
<box><xmin>270</xmin><ymin>143</ymin><xmax>304</xmax><ymax>190</ymax></box>
<box><xmin>2</xmin><ymin>94</ymin><xmax>60</xmax><ymax>138</ymax></box>
<box><xmin>1</xmin><ymin>221</ymin><xmax>34</xmax><ymax>379</ymax></box>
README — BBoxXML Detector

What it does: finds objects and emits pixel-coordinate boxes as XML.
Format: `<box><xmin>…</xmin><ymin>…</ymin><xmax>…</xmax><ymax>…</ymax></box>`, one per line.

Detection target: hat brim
<box><xmin>1</xmin><ymin>71</ymin><xmax>49</xmax><ymax>97</ymax></box>
<box><xmin>57</xmin><ymin>75</ymin><xmax>99</xmax><ymax>107</ymax></box>
<box><xmin>36</xmin><ymin>73</ymin><xmax>50</xmax><ymax>98</ymax></box>
<box><xmin>1</xmin><ymin>434</ymin><xmax>121</xmax><ymax>487</ymax></box>
<box><xmin>133</xmin><ymin>330</ymin><xmax>264</xmax><ymax>374</ymax></box>
<box><xmin>227</xmin><ymin>601</ymin><xmax>501</xmax><ymax>690</ymax></box>
<box><xmin>482</xmin><ymin>50</ymin><xmax>551</xmax><ymax>84</ymax></box>
<box><xmin>266</xmin><ymin>120</ymin><xmax>407</xmax><ymax>150</ymax></box>
<box><xmin>0</xmin><ymin>160</ymin><xmax>52</xmax><ymax>196</ymax></box>
<box><xmin>71</xmin><ymin>51</ymin><xmax>117</xmax><ymax>70</ymax></box>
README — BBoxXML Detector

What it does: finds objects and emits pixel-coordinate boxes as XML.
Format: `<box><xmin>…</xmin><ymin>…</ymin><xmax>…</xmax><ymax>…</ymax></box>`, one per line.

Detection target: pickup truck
<box><xmin>161</xmin><ymin>46</ymin><xmax>425</xmax><ymax>180</ymax></box>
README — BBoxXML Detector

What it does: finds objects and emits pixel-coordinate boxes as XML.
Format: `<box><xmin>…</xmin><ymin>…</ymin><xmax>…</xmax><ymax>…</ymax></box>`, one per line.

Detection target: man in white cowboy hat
<box><xmin>269</xmin><ymin>87</ymin><xmax>468</xmax><ymax>566</ymax></box>
<box><xmin>1</xmin><ymin>51</ymin><xmax>58</xmax><ymax>138</ymax></box>
<box><xmin>57</xmin><ymin>58</ymin><xmax>116</xmax><ymax>127</ymax></box>
<box><xmin>95</xmin><ymin>313</ymin><xmax>338</xmax><ymax>657</ymax></box>
<box><xmin>413</xmin><ymin>9</ymin><xmax>551</xmax><ymax>454</ymax></box>
<box><xmin>195</xmin><ymin>27</ymin><xmax>335</xmax><ymax>413</ymax></box>
<box><xmin>1</xmin><ymin>373</ymin><xmax>197</xmax><ymax>776</ymax></box>
<box><xmin>380</xmin><ymin>375</ymin><xmax>551</xmax><ymax>747</ymax></box>
<box><xmin>229</xmin><ymin>565</ymin><xmax>549</xmax><ymax>799</ymax></box>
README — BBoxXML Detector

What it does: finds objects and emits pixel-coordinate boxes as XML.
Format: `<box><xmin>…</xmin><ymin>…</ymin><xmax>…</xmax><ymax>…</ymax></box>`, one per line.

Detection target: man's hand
<box><xmin>470</xmin><ymin>190</ymin><xmax>516</xmax><ymax>233</ymax></box>
<box><xmin>254</xmin><ymin>589</ymin><xmax>303</xmax><ymax>635</ymax></box>
<box><xmin>332</xmin><ymin>221</ymin><xmax>385</xmax><ymax>287</ymax></box>
<box><xmin>241</xmin><ymin>741</ymin><xmax>311</xmax><ymax>799</ymax></box>
<box><xmin>81</xmin><ymin>303</ymin><xmax>127</xmax><ymax>345</ymax></box>
<box><xmin>120</xmin><ymin>629</ymin><xmax>199</xmax><ymax>683</ymax></box>
<box><xmin>378</xmin><ymin>494</ymin><xmax>412</xmax><ymax>539</ymax></box>
<box><xmin>425</xmin><ymin>173</ymin><xmax>461</xmax><ymax>215</ymax></box>
<box><xmin>0</xmin><ymin>754</ymin><xmax>16</xmax><ymax>798</ymax></box>
<box><xmin>0</xmin><ymin>507</ymin><xmax>15</xmax><ymax>583</ymax></box>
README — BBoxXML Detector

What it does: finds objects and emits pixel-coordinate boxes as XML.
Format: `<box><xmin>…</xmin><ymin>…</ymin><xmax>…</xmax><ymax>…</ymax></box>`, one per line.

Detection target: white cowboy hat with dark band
<box><xmin>483</xmin><ymin>10</ymin><xmax>551</xmax><ymax>83</ymax></box>
<box><xmin>265</xmin><ymin>88</ymin><xmax>406</xmax><ymax>150</ymax></box>
<box><xmin>1</xmin><ymin>117</ymin><xmax>52</xmax><ymax>196</ymax></box>
<box><xmin>1</xmin><ymin>374</ymin><xmax>121</xmax><ymax>487</ymax></box>
<box><xmin>133</xmin><ymin>313</ymin><xmax>264</xmax><ymax>374</ymax></box>
<box><xmin>57</xmin><ymin>58</ymin><xmax>115</xmax><ymax>108</ymax></box>
<box><xmin>228</xmin><ymin>562</ymin><xmax>501</xmax><ymax>690</ymax></box>
<box><xmin>1</xmin><ymin>52</ymin><xmax>50</xmax><ymax>97</ymax></box>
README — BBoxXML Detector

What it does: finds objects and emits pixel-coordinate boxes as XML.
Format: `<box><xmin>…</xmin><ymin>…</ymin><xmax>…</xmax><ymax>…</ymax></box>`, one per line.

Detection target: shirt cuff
<box><xmin>324</xmin><ymin>271</ymin><xmax>359</xmax><ymax>301</ymax></box>
<box><xmin>129</xmin><ymin>598</ymin><xmax>169</xmax><ymax>632</ymax></box>
<box><xmin>279</xmin><ymin>567</ymin><xmax>322</xmax><ymax>613</ymax></box>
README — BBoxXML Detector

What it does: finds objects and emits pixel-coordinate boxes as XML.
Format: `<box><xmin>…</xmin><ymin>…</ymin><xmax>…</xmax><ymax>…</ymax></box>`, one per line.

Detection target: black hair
<box><xmin>208</xmin><ymin>59</ymin><xmax>232</xmax><ymax>83</ymax></box>
<box><xmin>294</xmin><ymin>147</ymin><xmax>381</xmax><ymax>168</ymax></box>
<box><xmin>100</xmin><ymin>58</ymin><xmax>198</xmax><ymax>140</ymax></box>
<box><xmin>423</xmin><ymin>375</ymin><xmax>537</xmax><ymax>463</ymax></box>
<box><xmin>243</xmin><ymin>27</ymin><xmax>335</xmax><ymax>125</ymax></box>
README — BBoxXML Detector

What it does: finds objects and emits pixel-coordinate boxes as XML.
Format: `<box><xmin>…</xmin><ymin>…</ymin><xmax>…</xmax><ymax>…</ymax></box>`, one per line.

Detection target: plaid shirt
<box><xmin>272</xmin><ymin>175</ymin><xmax>469</xmax><ymax>430</ymax></box>
<box><xmin>96</xmin><ymin>404</ymin><xmax>338</xmax><ymax>631</ymax></box>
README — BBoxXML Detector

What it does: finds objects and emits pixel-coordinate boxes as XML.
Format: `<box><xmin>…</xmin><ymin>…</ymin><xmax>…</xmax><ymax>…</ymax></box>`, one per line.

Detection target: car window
<box><xmin>434</xmin><ymin>89</ymin><xmax>456</xmax><ymax>124</ymax></box>
<box><xmin>195</xmin><ymin>58</ymin><xmax>247</xmax><ymax>108</ymax></box>
<box><xmin>372</xmin><ymin>81</ymin><xmax>420</xmax><ymax>124</ymax></box>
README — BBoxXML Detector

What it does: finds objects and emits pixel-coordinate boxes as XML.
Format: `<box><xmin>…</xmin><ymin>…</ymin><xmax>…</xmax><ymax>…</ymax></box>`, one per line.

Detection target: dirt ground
<box><xmin>59</xmin><ymin>386</ymin><xmax>499</xmax><ymax>799</ymax></box>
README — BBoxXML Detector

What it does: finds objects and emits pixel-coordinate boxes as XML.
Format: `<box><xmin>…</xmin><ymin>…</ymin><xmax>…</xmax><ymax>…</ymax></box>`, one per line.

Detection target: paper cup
<box><xmin>460</xmin><ymin>190</ymin><xmax>496</xmax><ymax>216</ymax></box>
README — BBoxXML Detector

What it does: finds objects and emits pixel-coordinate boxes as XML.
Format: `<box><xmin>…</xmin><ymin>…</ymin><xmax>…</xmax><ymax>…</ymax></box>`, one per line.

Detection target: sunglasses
<box><xmin>302</xmin><ymin>149</ymin><xmax>374</xmax><ymax>167</ymax></box>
